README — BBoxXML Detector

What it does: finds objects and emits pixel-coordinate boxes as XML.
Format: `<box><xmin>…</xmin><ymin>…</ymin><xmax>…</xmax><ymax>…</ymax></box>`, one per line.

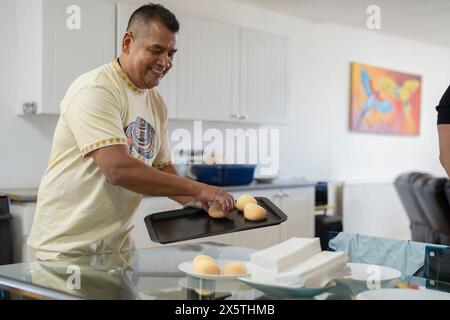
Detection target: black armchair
<box><xmin>394</xmin><ymin>172</ymin><xmax>435</xmax><ymax>243</ymax></box>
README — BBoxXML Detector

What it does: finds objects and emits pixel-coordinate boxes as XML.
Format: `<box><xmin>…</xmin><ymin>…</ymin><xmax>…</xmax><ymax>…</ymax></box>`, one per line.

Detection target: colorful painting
<box><xmin>350</xmin><ymin>62</ymin><xmax>421</xmax><ymax>135</ymax></box>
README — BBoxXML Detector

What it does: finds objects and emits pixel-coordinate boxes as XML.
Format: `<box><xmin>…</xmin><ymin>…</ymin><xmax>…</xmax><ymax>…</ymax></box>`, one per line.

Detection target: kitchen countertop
<box><xmin>0</xmin><ymin>188</ymin><xmax>39</xmax><ymax>202</ymax></box>
<box><xmin>222</xmin><ymin>179</ymin><xmax>314</xmax><ymax>192</ymax></box>
<box><xmin>0</xmin><ymin>179</ymin><xmax>314</xmax><ymax>203</ymax></box>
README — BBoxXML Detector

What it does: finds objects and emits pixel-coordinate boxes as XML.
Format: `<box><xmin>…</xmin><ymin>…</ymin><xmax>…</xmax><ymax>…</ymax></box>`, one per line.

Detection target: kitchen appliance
<box><xmin>188</xmin><ymin>164</ymin><xmax>256</xmax><ymax>186</ymax></box>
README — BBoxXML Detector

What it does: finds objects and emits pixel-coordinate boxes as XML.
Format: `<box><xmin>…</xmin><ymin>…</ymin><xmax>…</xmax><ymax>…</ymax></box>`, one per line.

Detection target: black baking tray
<box><xmin>144</xmin><ymin>197</ymin><xmax>288</xmax><ymax>244</ymax></box>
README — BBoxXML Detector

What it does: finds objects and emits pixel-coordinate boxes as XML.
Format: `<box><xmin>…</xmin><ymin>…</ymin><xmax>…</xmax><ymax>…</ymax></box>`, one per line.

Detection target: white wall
<box><xmin>1</xmin><ymin>0</ymin><xmax>450</xmax><ymax>191</ymax></box>
<box><xmin>0</xmin><ymin>0</ymin><xmax>59</xmax><ymax>188</ymax></box>
<box><xmin>343</xmin><ymin>182</ymin><xmax>412</xmax><ymax>240</ymax></box>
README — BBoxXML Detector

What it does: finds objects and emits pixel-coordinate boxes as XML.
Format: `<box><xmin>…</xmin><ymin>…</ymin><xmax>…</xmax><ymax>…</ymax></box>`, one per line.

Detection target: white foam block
<box><xmin>250</xmin><ymin>237</ymin><xmax>321</xmax><ymax>273</ymax></box>
<box><xmin>250</xmin><ymin>264</ymin><xmax>277</xmax><ymax>283</ymax></box>
<box><xmin>273</xmin><ymin>251</ymin><xmax>348</xmax><ymax>285</ymax></box>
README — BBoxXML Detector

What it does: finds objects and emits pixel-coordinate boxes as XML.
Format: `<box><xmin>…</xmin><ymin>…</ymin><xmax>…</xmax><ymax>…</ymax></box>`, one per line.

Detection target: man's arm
<box><xmin>159</xmin><ymin>164</ymin><xmax>197</xmax><ymax>206</ymax></box>
<box><xmin>438</xmin><ymin>125</ymin><xmax>450</xmax><ymax>177</ymax></box>
<box><xmin>89</xmin><ymin>145</ymin><xmax>234</xmax><ymax>210</ymax></box>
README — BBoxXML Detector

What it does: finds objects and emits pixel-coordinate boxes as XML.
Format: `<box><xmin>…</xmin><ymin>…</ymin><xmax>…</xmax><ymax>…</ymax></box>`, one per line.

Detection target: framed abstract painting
<box><xmin>350</xmin><ymin>62</ymin><xmax>421</xmax><ymax>135</ymax></box>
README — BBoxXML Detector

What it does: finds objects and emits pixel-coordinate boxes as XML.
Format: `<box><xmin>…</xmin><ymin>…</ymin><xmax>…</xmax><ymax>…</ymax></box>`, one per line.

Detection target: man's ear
<box><xmin>122</xmin><ymin>31</ymin><xmax>134</xmax><ymax>54</ymax></box>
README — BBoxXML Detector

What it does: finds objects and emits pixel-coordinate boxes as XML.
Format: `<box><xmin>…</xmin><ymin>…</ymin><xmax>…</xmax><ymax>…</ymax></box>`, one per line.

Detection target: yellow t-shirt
<box><xmin>28</xmin><ymin>60</ymin><xmax>172</xmax><ymax>260</ymax></box>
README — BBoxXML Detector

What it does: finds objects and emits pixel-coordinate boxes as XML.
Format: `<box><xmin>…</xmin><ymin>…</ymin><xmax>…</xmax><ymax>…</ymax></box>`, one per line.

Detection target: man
<box><xmin>437</xmin><ymin>85</ymin><xmax>450</xmax><ymax>176</ymax></box>
<box><xmin>28</xmin><ymin>4</ymin><xmax>234</xmax><ymax>260</ymax></box>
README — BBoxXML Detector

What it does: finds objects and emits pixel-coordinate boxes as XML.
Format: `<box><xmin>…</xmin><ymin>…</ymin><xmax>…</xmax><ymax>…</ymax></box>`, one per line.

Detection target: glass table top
<box><xmin>0</xmin><ymin>242</ymin><xmax>449</xmax><ymax>300</ymax></box>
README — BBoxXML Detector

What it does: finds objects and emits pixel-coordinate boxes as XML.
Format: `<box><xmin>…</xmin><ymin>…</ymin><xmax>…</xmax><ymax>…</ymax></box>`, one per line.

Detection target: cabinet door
<box><xmin>230</xmin><ymin>190</ymin><xmax>282</xmax><ymax>249</ymax></box>
<box><xmin>41</xmin><ymin>0</ymin><xmax>115</xmax><ymax>114</ymax></box>
<box><xmin>116</xmin><ymin>2</ymin><xmax>178</xmax><ymax>119</ymax></box>
<box><xmin>177</xmin><ymin>17</ymin><xmax>240</xmax><ymax>121</ymax></box>
<box><xmin>279</xmin><ymin>187</ymin><xmax>315</xmax><ymax>240</ymax></box>
<box><xmin>239</xmin><ymin>28</ymin><xmax>288</xmax><ymax>124</ymax></box>
<box><xmin>9</xmin><ymin>202</ymin><xmax>38</xmax><ymax>262</ymax></box>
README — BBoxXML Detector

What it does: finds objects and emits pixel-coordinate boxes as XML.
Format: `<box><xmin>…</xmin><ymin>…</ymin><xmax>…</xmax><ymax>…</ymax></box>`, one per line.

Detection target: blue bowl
<box><xmin>191</xmin><ymin>164</ymin><xmax>256</xmax><ymax>186</ymax></box>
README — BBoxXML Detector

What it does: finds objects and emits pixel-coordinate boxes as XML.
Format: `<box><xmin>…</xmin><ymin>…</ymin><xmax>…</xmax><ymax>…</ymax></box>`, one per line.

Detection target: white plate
<box><xmin>357</xmin><ymin>288</ymin><xmax>450</xmax><ymax>300</ymax></box>
<box><xmin>238</xmin><ymin>277</ymin><xmax>336</xmax><ymax>298</ymax></box>
<box><xmin>337</xmin><ymin>263</ymin><xmax>401</xmax><ymax>283</ymax></box>
<box><xmin>178</xmin><ymin>259</ymin><xmax>251</xmax><ymax>281</ymax></box>
<box><xmin>178</xmin><ymin>277</ymin><xmax>250</xmax><ymax>293</ymax></box>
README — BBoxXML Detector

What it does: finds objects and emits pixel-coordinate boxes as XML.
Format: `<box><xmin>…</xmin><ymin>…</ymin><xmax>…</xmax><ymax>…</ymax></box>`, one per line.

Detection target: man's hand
<box><xmin>194</xmin><ymin>184</ymin><xmax>235</xmax><ymax>212</ymax></box>
<box><xmin>159</xmin><ymin>165</ymin><xmax>235</xmax><ymax>212</ymax></box>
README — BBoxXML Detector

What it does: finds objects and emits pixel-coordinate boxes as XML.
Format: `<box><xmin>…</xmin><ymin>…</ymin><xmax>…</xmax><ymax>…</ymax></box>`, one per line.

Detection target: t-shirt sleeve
<box><xmin>152</xmin><ymin>94</ymin><xmax>172</xmax><ymax>170</ymax></box>
<box><xmin>62</xmin><ymin>86</ymin><xmax>128</xmax><ymax>157</ymax></box>
<box><xmin>436</xmin><ymin>85</ymin><xmax>450</xmax><ymax>125</ymax></box>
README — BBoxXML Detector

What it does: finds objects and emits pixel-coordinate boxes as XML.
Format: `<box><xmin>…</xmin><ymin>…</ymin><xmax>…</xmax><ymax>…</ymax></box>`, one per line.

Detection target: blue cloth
<box><xmin>328</xmin><ymin>232</ymin><xmax>427</xmax><ymax>276</ymax></box>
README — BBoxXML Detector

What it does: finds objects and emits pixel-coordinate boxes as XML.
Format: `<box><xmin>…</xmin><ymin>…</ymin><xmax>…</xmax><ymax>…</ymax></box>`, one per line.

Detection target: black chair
<box><xmin>394</xmin><ymin>172</ymin><xmax>434</xmax><ymax>243</ymax></box>
<box><xmin>413</xmin><ymin>176</ymin><xmax>450</xmax><ymax>245</ymax></box>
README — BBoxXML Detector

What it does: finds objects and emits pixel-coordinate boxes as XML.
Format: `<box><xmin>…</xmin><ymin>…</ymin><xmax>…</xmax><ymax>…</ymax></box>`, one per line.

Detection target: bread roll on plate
<box><xmin>222</xmin><ymin>261</ymin><xmax>247</xmax><ymax>275</ymax></box>
<box><xmin>193</xmin><ymin>254</ymin><xmax>216</xmax><ymax>266</ymax></box>
<box><xmin>192</xmin><ymin>259</ymin><xmax>221</xmax><ymax>275</ymax></box>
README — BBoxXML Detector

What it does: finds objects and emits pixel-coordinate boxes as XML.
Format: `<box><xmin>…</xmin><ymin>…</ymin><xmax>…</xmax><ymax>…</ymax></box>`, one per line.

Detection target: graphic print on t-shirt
<box><xmin>125</xmin><ymin>117</ymin><xmax>156</xmax><ymax>161</ymax></box>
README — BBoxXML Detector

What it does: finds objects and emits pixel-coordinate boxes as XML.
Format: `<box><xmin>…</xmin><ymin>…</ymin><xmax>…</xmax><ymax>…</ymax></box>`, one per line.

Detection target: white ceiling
<box><xmin>230</xmin><ymin>0</ymin><xmax>450</xmax><ymax>48</ymax></box>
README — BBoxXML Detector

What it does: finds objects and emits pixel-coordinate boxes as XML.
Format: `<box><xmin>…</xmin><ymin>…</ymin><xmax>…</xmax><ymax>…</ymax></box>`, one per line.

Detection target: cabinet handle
<box><xmin>239</xmin><ymin>114</ymin><xmax>248</xmax><ymax>120</ymax></box>
<box><xmin>230</xmin><ymin>114</ymin><xmax>239</xmax><ymax>119</ymax></box>
<box><xmin>22</xmin><ymin>101</ymin><xmax>37</xmax><ymax>114</ymax></box>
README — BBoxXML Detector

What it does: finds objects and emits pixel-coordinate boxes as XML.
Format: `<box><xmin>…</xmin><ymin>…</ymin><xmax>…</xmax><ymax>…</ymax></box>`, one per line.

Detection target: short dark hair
<box><xmin>127</xmin><ymin>3</ymin><xmax>179</xmax><ymax>34</ymax></box>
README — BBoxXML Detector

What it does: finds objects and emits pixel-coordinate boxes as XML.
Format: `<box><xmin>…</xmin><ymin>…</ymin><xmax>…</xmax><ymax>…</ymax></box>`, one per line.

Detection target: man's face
<box><xmin>123</xmin><ymin>20</ymin><xmax>177</xmax><ymax>89</ymax></box>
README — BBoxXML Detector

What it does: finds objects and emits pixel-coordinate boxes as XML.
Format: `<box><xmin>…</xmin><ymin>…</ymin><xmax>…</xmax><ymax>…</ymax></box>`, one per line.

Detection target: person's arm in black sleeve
<box><xmin>436</xmin><ymin>85</ymin><xmax>450</xmax><ymax>176</ymax></box>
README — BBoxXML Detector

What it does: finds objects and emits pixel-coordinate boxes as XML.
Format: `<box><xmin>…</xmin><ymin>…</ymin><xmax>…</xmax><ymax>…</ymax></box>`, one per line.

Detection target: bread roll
<box><xmin>193</xmin><ymin>254</ymin><xmax>216</xmax><ymax>266</ymax></box>
<box><xmin>236</xmin><ymin>194</ymin><xmax>257</xmax><ymax>211</ymax></box>
<box><xmin>243</xmin><ymin>203</ymin><xmax>267</xmax><ymax>221</ymax></box>
<box><xmin>222</xmin><ymin>262</ymin><xmax>247</xmax><ymax>275</ymax></box>
<box><xmin>192</xmin><ymin>259</ymin><xmax>221</xmax><ymax>275</ymax></box>
<box><xmin>208</xmin><ymin>202</ymin><xmax>229</xmax><ymax>219</ymax></box>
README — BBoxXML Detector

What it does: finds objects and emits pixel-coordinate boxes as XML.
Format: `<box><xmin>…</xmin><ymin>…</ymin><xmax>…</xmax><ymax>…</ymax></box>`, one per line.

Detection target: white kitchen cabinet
<box><xmin>278</xmin><ymin>187</ymin><xmax>315</xmax><ymax>240</ymax></box>
<box><xmin>16</xmin><ymin>0</ymin><xmax>115</xmax><ymax>115</ymax></box>
<box><xmin>239</xmin><ymin>28</ymin><xmax>288</xmax><ymax>124</ymax></box>
<box><xmin>9</xmin><ymin>202</ymin><xmax>37</xmax><ymax>263</ymax></box>
<box><xmin>176</xmin><ymin>18</ymin><xmax>288</xmax><ymax>124</ymax></box>
<box><xmin>177</xmin><ymin>17</ymin><xmax>240</xmax><ymax>121</ymax></box>
<box><xmin>116</xmin><ymin>2</ymin><xmax>179</xmax><ymax>119</ymax></box>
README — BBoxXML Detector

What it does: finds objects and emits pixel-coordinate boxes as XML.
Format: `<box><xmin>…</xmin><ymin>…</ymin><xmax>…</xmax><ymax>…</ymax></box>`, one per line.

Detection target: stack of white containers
<box><xmin>250</xmin><ymin>237</ymin><xmax>350</xmax><ymax>288</ymax></box>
